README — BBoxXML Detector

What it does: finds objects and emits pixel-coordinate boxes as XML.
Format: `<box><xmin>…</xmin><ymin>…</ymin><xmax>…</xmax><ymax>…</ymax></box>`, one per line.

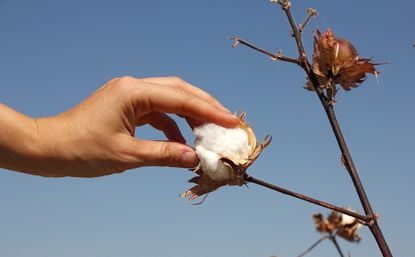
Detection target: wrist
<box><xmin>0</xmin><ymin>104</ymin><xmax>48</xmax><ymax>175</ymax></box>
<box><xmin>32</xmin><ymin>116</ymin><xmax>61</xmax><ymax>176</ymax></box>
<box><xmin>34</xmin><ymin>112</ymin><xmax>108</xmax><ymax>178</ymax></box>
<box><xmin>34</xmin><ymin>114</ymin><xmax>83</xmax><ymax>177</ymax></box>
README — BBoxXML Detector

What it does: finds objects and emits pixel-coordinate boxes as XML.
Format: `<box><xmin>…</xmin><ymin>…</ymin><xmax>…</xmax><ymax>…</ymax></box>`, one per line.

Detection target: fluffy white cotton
<box><xmin>194</xmin><ymin>123</ymin><xmax>250</xmax><ymax>181</ymax></box>
<box><xmin>340</xmin><ymin>213</ymin><xmax>362</xmax><ymax>229</ymax></box>
<box><xmin>340</xmin><ymin>213</ymin><xmax>355</xmax><ymax>225</ymax></box>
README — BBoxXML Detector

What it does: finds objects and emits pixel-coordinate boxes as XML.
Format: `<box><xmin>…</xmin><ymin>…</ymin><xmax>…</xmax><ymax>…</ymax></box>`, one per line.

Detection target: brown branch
<box><xmin>245</xmin><ymin>175</ymin><xmax>370</xmax><ymax>223</ymax></box>
<box><xmin>228</xmin><ymin>36</ymin><xmax>301</xmax><ymax>66</ymax></box>
<box><xmin>296</xmin><ymin>235</ymin><xmax>329</xmax><ymax>257</ymax></box>
<box><xmin>272</xmin><ymin>1</ymin><xmax>393</xmax><ymax>256</ymax></box>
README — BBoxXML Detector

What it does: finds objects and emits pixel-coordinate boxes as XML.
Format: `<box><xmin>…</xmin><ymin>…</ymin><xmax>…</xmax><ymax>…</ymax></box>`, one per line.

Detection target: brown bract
<box><xmin>306</xmin><ymin>29</ymin><xmax>378</xmax><ymax>95</ymax></box>
<box><xmin>313</xmin><ymin>211</ymin><xmax>362</xmax><ymax>243</ymax></box>
<box><xmin>181</xmin><ymin>113</ymin><xmax>271</xmax><ymax>201</ymax></box>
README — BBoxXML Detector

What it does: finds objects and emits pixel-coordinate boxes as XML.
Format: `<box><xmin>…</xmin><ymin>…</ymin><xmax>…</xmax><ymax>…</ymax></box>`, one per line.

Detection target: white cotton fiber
<box><xmin>340</xmin><ymin>212</ymin><xmax>362</xmax><ymax>230</ymax></box>
<box><xmin>193</xmin><ymin>123</ymin><xmax>250</xmax><ymax>181</ymax></box>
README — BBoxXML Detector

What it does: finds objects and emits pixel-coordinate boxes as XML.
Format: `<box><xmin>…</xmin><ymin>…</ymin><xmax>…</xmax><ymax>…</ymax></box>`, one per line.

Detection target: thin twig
<box><xmin>331</xmin><ymin>236</ymin><xmax>345</xmax><ymax>257</ymax></box>
<box><xmin>245</xmin><ymin>175</ymin><xmax>370</xmax><ymax>223</ymax></box>
<box><xmin>228</xmin><ymin>36</ymin><xmax>301</xmax><ymax>65</ymax></box>
<box><xmin>297</xmin><ymin>235</ymin><xmax>329</xmax><ymax>257</ymax></box>
<box><xmin>298</xmin><ymin>8</ymin><xmax>318</xmax><ymax>32</ymax></box>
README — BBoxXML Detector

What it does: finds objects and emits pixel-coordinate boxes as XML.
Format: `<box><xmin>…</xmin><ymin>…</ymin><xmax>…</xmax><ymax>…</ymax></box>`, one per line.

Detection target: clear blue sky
<box><xmin>1</xmin><ymin>1</ymin><xmax>414</xmax><ymax>257</ymax></box>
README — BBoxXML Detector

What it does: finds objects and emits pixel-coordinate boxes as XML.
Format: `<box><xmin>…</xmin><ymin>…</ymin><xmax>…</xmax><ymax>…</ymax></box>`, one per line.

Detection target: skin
<box><xmin>0</xmin><ymin>76</ymin><xmax>239</xmax><ymax>177</ymax></box>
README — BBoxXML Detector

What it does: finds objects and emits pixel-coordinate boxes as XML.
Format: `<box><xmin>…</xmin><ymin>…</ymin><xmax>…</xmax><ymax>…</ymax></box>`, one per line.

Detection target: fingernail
<box><xmin>228</xmin><ymin>113</ymin><xmax>240</xmax><ymax>122</ymax></box>
<box><xmin>182</xmin><ymin>151</ymin><xmax>199</xmax><ymax>167</ymax></box>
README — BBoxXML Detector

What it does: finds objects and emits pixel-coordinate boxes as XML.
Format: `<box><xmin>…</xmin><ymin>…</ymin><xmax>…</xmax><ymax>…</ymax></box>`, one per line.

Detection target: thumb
<box><xmin>131</xmin><ymin>139</ymin><xmax>199</xmax><ymax>168</ymax></box>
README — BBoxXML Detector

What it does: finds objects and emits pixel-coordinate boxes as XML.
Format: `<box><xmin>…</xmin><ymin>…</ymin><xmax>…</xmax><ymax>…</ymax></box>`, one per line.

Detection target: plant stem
<box><xmin>331</xmin><ymin>236</ymin><xmax>345</xmax><ymax>257</ymax></box>
<box><xmin>297</xmin><ymin>235</ymin><xmax>329</xmax><ymax>257</ymax></box>
<box><xmin>278</xmin><ymin>2</ymin><xmax>393</xmax><ymax>257</ymax></box>
<box><xmin>245</xmin><ymin>175</ymin><xmax>370</xmax><ymax>223</ymax></box>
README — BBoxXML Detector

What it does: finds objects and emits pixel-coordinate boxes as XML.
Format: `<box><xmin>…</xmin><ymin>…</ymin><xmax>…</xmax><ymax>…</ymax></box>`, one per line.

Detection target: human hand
<box><xmin>33</xmin><ymin>76</ymin><xmax>238</xmax><ymax>177</ymax></box>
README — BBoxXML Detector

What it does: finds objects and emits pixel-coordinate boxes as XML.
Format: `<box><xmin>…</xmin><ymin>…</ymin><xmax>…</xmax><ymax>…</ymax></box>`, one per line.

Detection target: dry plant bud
<box><xmin>181</xmin><ymin>113</ymin><xmax>271</xmax><ymax>201</ymax></box>
<box><xmin>313</xmin><ymin>211</ymin><xmax>362</xmax><ymax>243</ymax></box>
<box><xmin>305</xmin><ymin>28</ymin><xmax>379</xmax><ymax>97</ymax></box>
<box><xmin>306</xmin><ymin>8</ymin><xmax>318</xmax><ymax>17</ymax></box>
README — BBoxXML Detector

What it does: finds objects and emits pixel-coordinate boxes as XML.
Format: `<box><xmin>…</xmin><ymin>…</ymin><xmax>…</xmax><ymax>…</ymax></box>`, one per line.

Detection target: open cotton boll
<box><xmin>340</xmin><ymin>213</ymin><xmax>356</xmax><ymax>226</ymax></box>
<box><xmin>340</xmin><ymin>213</ymin><xmax>363</xmax><ymax>229</ymax></box>
<box><xmin>313</xmin><ymin>211</ymin><xmax>363</xmax><ymax>243</ymax></box>
<box><xmin>181</xmin><ymin>113</ymin><xmax>271</xmax><ymax>201</ymax></box>
<box><xmin>194</xmin><ymin>123</ymin><xmax>251</xmax><ymax>181</ymax></box>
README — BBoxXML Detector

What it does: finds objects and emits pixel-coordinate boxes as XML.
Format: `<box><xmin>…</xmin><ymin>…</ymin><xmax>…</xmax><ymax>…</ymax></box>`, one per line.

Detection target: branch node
<box><xmin>270</xmin><ymin>50</ymin><xmax>283</xmax><ymax>61</ymax></box>
<box><xmin>270</xmin><ymin>0</ymin><xmax>291</xmax><ymax>10</ymax></box>
<box><xmin>367</xmin><ymin>213</ymin><xmax>380</xmax><ymax>226</ymax></box>
<box><xmin>307</xmin><ymin>8</ymin><xmax>319</xmax><ymax>16</ymax></box>
<box><xmin>228</xmin><ymin>36</ymin><xmax>241</xmax><ymax>48</ymax></box>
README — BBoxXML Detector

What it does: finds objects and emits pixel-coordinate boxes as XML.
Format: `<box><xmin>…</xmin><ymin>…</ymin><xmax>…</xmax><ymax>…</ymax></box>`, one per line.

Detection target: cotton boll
<box><xmin>182</xmin><ymin>113</ymin><xmax>271</xmax><ymax>200</ymax></box>
<box><xmin>195</xmin><ymin>145</ymin><xmax>232</xmax><ymax>180</ymax></box>
<box><xmin>194</xmin><ymin>123</ymin><xmax>250</xmax><ymax>161</ymax></box>
<box><xmin>194</xmin><ymin>123</ymin><xmax>251</xmax><ymax>181</ymax></box>
<box><xmin>340</xmin><ymin>213</ymin><xmax>356</xmax><ymax>225</ymax></box>
<box><xmin>340</xmin><ymin>213</ymin><xmax>363</xmax><ymax>230</ymax></box>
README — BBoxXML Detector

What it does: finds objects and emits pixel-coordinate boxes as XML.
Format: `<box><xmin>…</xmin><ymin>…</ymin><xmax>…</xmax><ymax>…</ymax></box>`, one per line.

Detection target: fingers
<box><xmin>132</xmin><ymin>80</ymin><xmax>239</xmax><ymax>128</ymax></box>
<box><xmin>130</xmin><ymin>139</ymin><xmax>199</xmax><ymax>168</ymax></box>
<box><xmin>137</xmin><ymin>112</ymin><xmax>186</xmax><ymax>143</ymax></box>
<box><xmin>141</xmin><ymin>77</ymin><xmax>230</xmax><ymax>113</ymax></box>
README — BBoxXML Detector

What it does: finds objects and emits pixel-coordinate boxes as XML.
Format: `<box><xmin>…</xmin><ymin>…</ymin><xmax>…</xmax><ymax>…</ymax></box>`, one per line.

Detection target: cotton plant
<box><xmin>177</xmin><ymin>0</ymin><xmax>392</xmax><ymax>256</ymax></box>
<box><xmin>225</xmin><ymin>0</ymin><xmax>392</xmax><ymax>256</ymax></box>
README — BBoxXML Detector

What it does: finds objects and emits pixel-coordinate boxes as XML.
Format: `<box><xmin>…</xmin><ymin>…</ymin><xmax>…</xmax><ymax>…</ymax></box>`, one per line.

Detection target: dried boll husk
<box><xmin>305</xmin><ymin>28</ymin><xmax>379</xmax><ymax>96</ymax></box>
<box><xmin>313</xmin><ymin>211</ymin><xmax>362</xmax><ymax>243</ymax></box>
<box><xmin>181</xmin><ymin>113</ymin><xmax>271</xmax><ymax>201</ymax></box>
<box><xmin>337</xmin><ymin>213</ymin><xmax>363</xmax><ymax>242</ymax></box>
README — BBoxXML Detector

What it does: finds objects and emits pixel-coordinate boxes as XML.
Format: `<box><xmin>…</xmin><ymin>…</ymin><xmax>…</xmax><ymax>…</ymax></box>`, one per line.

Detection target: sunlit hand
<box><xmin>0</xmin><ymin>76</ymin><xmax>238</xmax><ymax>177</ymax></box>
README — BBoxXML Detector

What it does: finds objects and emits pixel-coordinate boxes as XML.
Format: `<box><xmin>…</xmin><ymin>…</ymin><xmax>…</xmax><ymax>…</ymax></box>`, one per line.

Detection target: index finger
<box><xmin>133</xmin><ymin>82</ymin><xmax>239</xmax><ymax>128</ymax></box>
<box><xmin>141</xmin><ymin>77</ymin><xmax>230</xmax><ymax>113</ymax></box>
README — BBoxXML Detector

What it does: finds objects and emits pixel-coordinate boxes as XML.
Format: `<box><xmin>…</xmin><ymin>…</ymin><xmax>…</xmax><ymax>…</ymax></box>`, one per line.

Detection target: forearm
<box><xmin>0</xmin><ymin>103</ymin><xmax>49</xmax><ymax>176</ymax></box>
